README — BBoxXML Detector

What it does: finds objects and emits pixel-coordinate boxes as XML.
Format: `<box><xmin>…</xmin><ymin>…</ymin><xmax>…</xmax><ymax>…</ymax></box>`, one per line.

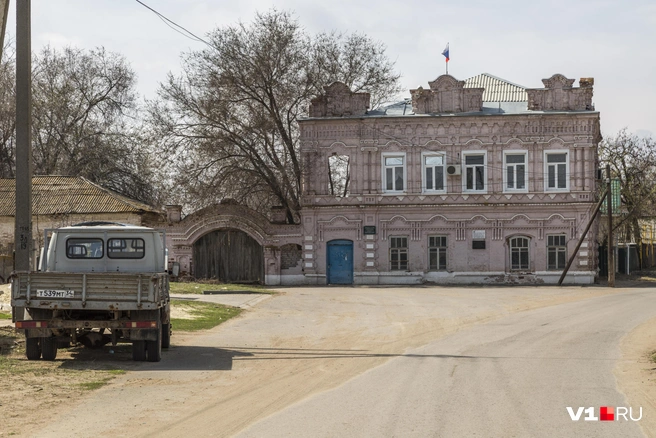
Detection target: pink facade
<box><xmin>297</xmin><ymin>74</ymin><xmax>601</xmax><ymax>285</ymax></box>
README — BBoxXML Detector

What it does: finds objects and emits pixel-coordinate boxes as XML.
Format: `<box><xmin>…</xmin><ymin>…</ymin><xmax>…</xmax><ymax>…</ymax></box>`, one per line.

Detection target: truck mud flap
<box><xmin>130</xmin><ymin>328</ymin><xmax>159</xmax><ymax>342</ymax></box>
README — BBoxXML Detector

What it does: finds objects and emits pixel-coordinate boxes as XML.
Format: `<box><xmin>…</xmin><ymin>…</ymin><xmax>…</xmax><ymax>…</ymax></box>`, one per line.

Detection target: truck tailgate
<box><xmin>12</xmin><ymin>271</ymin><xmax>169</xmax><ymax>311</ymax></box>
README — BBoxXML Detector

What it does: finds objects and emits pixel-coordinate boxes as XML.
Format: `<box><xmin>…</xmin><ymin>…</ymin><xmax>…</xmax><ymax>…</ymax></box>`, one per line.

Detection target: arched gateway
<box><xmin>193</xmin><ymin>229</ymin><xmax>264</xmax><ymax>283</ymax></box>
<box><xmin>164</xmin><ymin>204</ymin><xmax>303</xmax><ymax>285</ymax></box>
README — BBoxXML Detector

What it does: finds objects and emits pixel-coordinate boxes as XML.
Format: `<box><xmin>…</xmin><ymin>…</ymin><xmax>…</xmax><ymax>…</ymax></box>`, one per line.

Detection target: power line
<box><xmin>134</xmin><ymin>0</ymin><xmax>211</xmax><ymax>47</ymax></box>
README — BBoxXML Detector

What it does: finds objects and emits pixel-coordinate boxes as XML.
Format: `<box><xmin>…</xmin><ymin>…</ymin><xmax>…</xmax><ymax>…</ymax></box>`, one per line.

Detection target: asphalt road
<box><xmin>237</xmin><ymin>288</ymin><xmax>655</xmax><ymax>438</ymax></box>
<box><xmin>27</xmin><ymin>285</ymin><xmax>656</xmax><ymax>438</ymax></box>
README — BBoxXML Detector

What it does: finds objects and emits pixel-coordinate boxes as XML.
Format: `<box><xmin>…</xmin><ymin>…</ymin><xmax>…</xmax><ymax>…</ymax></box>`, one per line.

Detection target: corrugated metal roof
<box><xmin>464</xmin><ymin>73</ymin><xmax>528</xmax><ymax>103</ymax></box>
<box><xmin>0</xmin><ymin>176</ymin><xmax>160</xmax><ymax>216</ymax></box>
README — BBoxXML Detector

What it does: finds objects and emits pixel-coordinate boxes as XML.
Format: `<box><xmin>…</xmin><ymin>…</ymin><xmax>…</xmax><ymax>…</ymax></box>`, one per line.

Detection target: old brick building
<box><xmin>296</xmin><ymin>73</ymin><xmax>601</xmax><ymax>285</ymax></box>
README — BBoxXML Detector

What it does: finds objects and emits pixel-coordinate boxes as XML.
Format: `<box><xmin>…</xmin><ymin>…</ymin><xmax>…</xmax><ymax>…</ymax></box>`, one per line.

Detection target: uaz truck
<box><xmin>11</xmin><ymin>222</ymin><xmax>171</xmax><ymax>362</ymax></box>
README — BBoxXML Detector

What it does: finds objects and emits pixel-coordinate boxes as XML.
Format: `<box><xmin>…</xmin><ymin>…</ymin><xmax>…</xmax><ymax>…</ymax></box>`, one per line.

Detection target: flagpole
<box><xmin>442</xmin><ymin>42</ymin><xmax>449</xmax><ymax>75</ymax></box>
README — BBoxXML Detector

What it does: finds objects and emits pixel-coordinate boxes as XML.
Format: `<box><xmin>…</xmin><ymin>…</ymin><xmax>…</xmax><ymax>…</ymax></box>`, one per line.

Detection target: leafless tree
<box><xmin>599</xmin><ymin>129</ymin><xmax>656</xmax><ymax>259</ymax></box>
<box><xmin>149</xmin><ymin>10</ymin><xmax>402</xmax><ymax>223</ymax></box>
<box><xmin>0</xmin><ymin>41</ymin><xmax>15</xmax><ymax>177</ymax></box>
<box><xmin>0</xmin><ymin>45</ymin><xmax>161</xmax><ymax>204</ymax></box>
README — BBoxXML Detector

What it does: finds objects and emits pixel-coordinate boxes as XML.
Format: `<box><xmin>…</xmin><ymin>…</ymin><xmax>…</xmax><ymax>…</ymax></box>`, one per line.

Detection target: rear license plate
<box><xmin>36</xmin><ymin>289</ymin><xmax>75</xmax><ymax>298</ymax></box>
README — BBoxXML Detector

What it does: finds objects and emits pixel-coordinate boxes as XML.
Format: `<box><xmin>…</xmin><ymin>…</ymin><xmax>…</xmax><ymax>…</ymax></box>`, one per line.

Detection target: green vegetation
<box><xmin>79</xmin><ymin>378</ymin><xmax>112</xmax><ymax>390</ymax></box>
<box><xmin>171</xmin><ymin>300</ymin><xmax>241</xmax><ymax>331</ymax></box>
<box><xmin>0</xmin><ymin>312</ymin><xmax>11</xmax><ymax>319</ymax></box>
<box><xmin>169</xmin><ymin>281</ymin><xmax>275</xmax><ymax>295</ymax></box>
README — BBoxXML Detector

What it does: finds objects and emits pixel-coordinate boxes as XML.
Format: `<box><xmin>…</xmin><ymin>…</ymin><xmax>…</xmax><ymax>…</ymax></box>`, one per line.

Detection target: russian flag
<box><xmin>442</xmin><ymin>43</ymin><xmax>449</xmax><ymax>62</ymax></box>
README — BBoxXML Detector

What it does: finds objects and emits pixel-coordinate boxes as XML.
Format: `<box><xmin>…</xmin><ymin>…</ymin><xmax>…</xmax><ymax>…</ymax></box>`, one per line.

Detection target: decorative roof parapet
<box><xmin>526</xmin><ymin>74</ymin><xmax>594</xmax><ymax>111</ymax></box>
<box><xmin>308</xmin><ymin>82</ymin><xmax>370</xmax><ymax>117</ymax></box>
<box><xmin>410</xmin><ymin>74</ymin><xmax>484</xmax><ymax>114</ymax></box>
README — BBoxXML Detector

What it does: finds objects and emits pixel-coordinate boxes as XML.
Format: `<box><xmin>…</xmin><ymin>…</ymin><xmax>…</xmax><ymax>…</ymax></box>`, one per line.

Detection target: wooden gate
<box><xmin>192</xmin><ymin>229</ymin><xmax>264</xmax><ymax>283</ymax></box>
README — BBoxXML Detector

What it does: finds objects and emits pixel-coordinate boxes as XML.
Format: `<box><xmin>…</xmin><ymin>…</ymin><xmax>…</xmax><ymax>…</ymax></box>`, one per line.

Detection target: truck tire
<box><xmin>162</xmin><ymin>323</ymin><xmax>171</xmax><ymax>349</ymax></box>
<box><xmin>146</xmin><ymin>325</ymin><xmax>162</xmax><ymax>362</ymax></box>
<box><xmin>132</xmin><ymin>340</ymin><xmax>147</xmax><ymax>361</ymax></box>
<box><xmin>41</xmin><ymin>336</ymin><xmax>58</xmax><ymax>361</ymax></box>
<box><xmin>25</xmin><ymin>337</ymin><xmax>41</xmax><ymax>360</ymax></box>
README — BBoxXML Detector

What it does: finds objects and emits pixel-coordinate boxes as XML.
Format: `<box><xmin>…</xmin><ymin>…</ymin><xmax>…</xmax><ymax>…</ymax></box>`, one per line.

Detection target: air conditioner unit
<box><xmin>446</xmin><ymin>164</ymin><xmax>461</xmax><ymax>176</ymax></box>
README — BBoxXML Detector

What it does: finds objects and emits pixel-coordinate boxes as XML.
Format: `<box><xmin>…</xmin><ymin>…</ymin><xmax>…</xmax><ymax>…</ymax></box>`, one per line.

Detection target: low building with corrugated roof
<box><xmin>0</xmin><ymin>176</ymin><xmax>163</xmax><ymax>281</ymax></box>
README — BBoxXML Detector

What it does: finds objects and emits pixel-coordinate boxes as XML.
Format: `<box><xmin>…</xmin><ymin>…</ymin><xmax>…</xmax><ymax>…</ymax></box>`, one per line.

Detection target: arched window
<box><xmin>510</xmin><ymin>237</ymin><xmax>530</xmax><ymax>270</ymax></box>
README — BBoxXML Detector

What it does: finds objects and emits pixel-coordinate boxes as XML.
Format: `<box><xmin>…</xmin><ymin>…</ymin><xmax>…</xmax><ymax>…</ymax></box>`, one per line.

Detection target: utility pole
<box><xmin>0</xmin><ymin>1</ymin><xmax>9</xmax><ymax>58</ymax></box>
<box><xmin>15</xmin><ymin>0</ymin><xmax>32</xmax><ymax>271</ymax></box>
<box><xmin>607</xmin><ymin>164</ymin><xmax>614</xmax><ymax>287</ymax></box>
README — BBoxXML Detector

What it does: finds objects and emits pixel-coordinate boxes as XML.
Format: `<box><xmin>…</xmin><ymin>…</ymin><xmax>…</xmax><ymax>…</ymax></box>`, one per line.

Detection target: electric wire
<box><xmin>134</xmin><ymin>0</ymin><xmax>212</xmax><ymax>47</ymax></box>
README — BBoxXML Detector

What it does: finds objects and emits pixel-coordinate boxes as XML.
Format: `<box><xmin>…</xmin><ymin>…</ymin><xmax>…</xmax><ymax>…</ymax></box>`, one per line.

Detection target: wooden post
<box><xmin>607</xmin><ymin>164</ymin><xmax>615</xmax><ymax>287</ymax></box>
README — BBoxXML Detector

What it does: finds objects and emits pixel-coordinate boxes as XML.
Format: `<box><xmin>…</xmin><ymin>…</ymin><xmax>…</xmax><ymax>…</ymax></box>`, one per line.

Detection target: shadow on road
<box><xmin>56</xmin><ymin>344</ymin><xmax>254</xmax><ymax>371</ymax></box>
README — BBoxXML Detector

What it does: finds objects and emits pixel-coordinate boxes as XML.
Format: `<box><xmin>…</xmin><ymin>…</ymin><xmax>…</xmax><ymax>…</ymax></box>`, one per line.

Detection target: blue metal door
<box><xmin>327</xmin><ymin>240</ymin><xmax>353</xmax><ymax>285</ymax></box>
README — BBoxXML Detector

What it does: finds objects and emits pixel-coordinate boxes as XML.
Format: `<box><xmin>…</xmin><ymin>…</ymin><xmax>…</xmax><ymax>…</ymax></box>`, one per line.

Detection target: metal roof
<box><xmin>464</xmin><ymin>73</ymin><xmax>528</xmax><ymax>103</ymax></box>
<box><xmin>0</xmin><ymin>176</ymin><xmax>160</xmax><ymax>216</ymax></box>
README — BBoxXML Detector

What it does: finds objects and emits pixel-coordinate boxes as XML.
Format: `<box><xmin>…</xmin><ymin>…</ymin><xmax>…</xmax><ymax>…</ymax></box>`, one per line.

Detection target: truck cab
<box><xmin>42</xmin><ymin>222</ymin><xmax>167</xmax><ymax>274</ymax></box>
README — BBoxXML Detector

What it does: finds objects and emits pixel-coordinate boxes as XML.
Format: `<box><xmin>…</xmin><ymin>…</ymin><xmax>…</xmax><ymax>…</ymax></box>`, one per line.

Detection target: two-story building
<box><xmin>296</xmin><ymin>73</ymin><xmax>601</xmax><ymax>285</ymax></box>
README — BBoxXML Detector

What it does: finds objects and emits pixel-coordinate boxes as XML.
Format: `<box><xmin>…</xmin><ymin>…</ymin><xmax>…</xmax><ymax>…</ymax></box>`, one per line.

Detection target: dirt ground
<box><xmin>616</xmin><ymin>315</ymin><xmax>656</xmax><ymax>437</ymax></box>
<box><xmin>1</xmin><ymin>281</ymin><xmax>656</xmax><ymax>437</ymax></box>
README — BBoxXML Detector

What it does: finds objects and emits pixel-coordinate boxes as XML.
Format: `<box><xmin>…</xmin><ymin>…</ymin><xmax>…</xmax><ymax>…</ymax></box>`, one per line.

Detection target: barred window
<box><xmin>547</xmin><ymin>235</ymin><xmax>567</xmax><ymax>270</ymax></box>
<box><xmin>390</xmin><ymin>236</ymin><xmax>408</xmax><ymax>271</ymax></box>
<box><xmin>428</xmin><ymin>236</ymin><xmax>447</xmax><ymax>270</ymax></box>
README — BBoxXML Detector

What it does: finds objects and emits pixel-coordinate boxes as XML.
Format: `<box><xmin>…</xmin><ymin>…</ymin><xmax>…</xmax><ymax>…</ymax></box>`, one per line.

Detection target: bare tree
<box><xmin>0</xmin><ymin>45</ymin><xmax>161</xmax><ymax>204</ymax></box>
<box><xmin>599</xmin><ymin>129</ymin><xmax>656</xmax><ymax>260</ymax></box>
<box><xmin>0</xmin><ymin>40</ymin><xmax>15</xmax><ymax>177</ymax></box>
<box><xmin>149</xmin><ymin>10</ymin><xmax>402</xmax><ymax>223</ymax></box>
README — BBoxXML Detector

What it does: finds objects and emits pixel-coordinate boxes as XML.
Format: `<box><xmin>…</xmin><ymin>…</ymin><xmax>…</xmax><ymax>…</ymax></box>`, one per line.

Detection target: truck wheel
<box><xmin>132</xmin><ymin>340</ymin><xmax>147</xmax><ymax>361</ymax></box>
<box><xmin>25</xmin><ymin>337</ymin><xmax>41</xmax><ymax>360</ymax></box>
<box><xmin>41</xmin><ymin>337</ymin><xmax>58</xmax><ymax>361</ymax></box>
<box><xmin>146</xmin><ymin>325</ymin><xmax>162</xmax><ymax>362</ymax></box>
<box><xmin>162</xmin><ymin>323</ymin><xmax>171</xmax><ymax>349</ymax></box>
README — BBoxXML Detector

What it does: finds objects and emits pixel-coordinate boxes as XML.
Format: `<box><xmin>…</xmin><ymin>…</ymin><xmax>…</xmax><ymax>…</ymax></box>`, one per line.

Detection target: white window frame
<box><xmin>421</xmin><ymin>152</ymin><xmax>447</xmax><ymax>193</ymax></box>
<box><xmin>382</xmin><ymin>152</ymin><xmax>407</xmax><ymax>193</ymax></box>
<box><xmin>503</xmin><ymin>150</ymin><xmax>528</xmax><ymax>193</ymax></box>
<box><xmin>544</xmin><ymin>150</ymin><xmax>570</xmax><ymax>192</ymax></box>
<box><xmin>462</xmin><ymin>151</ymin><xmax>487</xmax><ymax>193</ymax></box>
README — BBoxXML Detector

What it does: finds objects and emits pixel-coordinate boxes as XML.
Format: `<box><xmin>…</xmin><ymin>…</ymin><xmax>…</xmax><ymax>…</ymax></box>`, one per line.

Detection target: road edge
<box><xmin>615</xmin><ymin>315</ymin><xmax>656</xmax><ymax>438</ymax></box>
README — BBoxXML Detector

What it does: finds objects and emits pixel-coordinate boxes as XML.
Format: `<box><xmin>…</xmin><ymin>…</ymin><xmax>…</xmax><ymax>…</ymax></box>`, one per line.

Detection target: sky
<box><xmin>5</xmin><ymin>0</ymin><xmax>656</xmax><ymax>138</ymax></box>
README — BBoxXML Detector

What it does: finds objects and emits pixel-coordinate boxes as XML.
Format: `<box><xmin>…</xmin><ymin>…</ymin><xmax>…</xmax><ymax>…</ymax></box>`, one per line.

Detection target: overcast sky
<box><xmin>6</xmin><ymin>0</ymin><xmax>656</xmax><ymax>137</ymax></box>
